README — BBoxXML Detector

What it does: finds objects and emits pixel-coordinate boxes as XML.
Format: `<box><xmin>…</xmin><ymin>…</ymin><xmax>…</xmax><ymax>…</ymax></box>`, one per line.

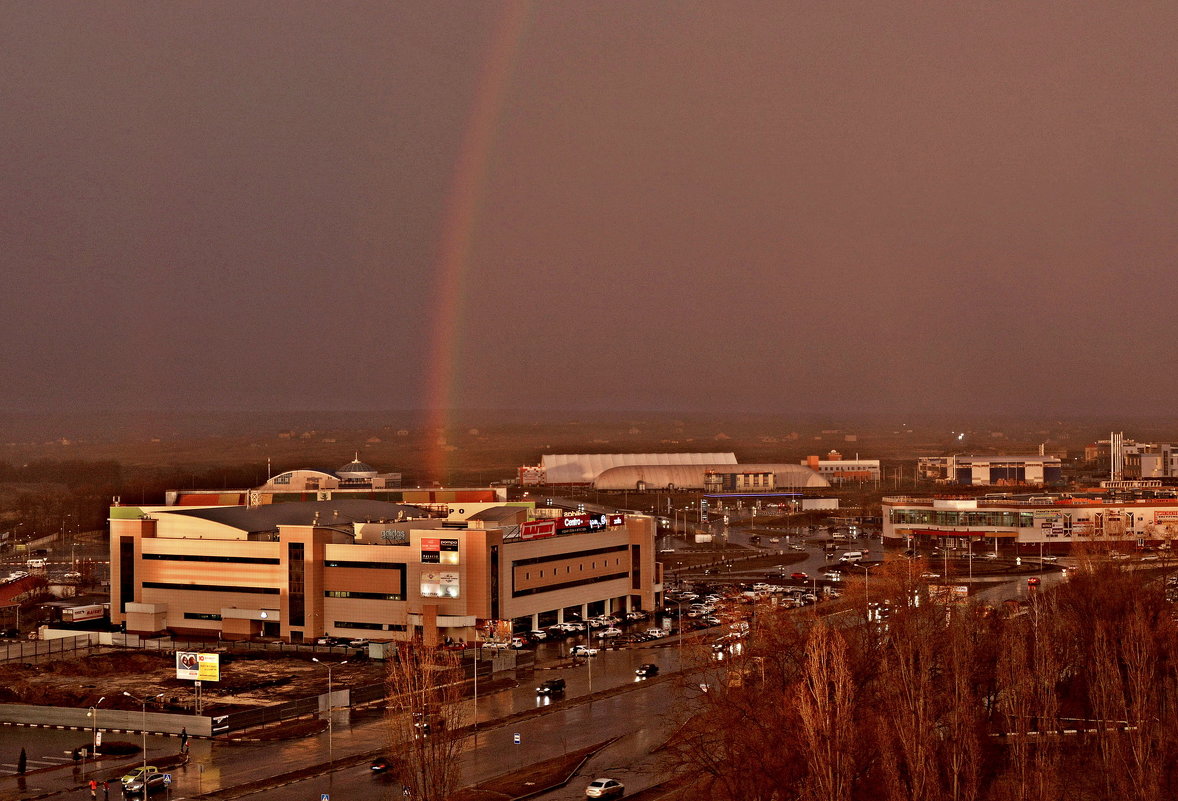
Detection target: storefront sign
<box><xmin>521</xmin><ymin>520</ymin><xmax>556</xmax><ymax>540</ymax></box>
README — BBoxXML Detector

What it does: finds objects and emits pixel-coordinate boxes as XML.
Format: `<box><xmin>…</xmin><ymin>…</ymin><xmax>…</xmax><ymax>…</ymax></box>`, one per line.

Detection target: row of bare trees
<box><xmin>665</xmin><ymin>557</ymin><xmax>1178</xmax><ymax>801</ymax></box>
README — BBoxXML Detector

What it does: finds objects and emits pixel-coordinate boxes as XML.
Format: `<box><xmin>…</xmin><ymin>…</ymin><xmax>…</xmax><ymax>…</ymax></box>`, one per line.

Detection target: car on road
<box><xmin>824</xmin><ymin>570</ymin><xmax>842</xmax><ymax>582</ymax></box>
<box><xmin>790</xmin><ymin>572</ymin><xmax>808</xmax><ymax>582</ymax></box>
<box><xmin>644</xmin><ymin>628</ymin><xmax>666</xmax><ymax>639</ymax></box>
<box><xmin>121</xmin><ymin>766</ymin><xmax>166</xmax><ymax>796</ymax></box>
<box><xmin>536</xmin><ymin>678</ymin><xmax>566</xmax><ymax>695</ymax></box>
<box><xmin>63</xmin><ymin>571</ymin><xmax>82</xmax><ymax>581</ymax></box>
<box><xmin>371</xmin><ymin>755</ymin><xmax>395</xmax><ymax>774</ymax></box>
<box><xmin>1027</xmin><ymin>576</ymin><xmax>1041</xmax><ymax>586</ymax></box>
<box><xmin>570</xmin><ymin>645</ymin><xmax>599</xmax><ymax>657</ymax></box>
<box><xmin>701</xmin><ymin>616</ymin><xmax>723</xmax><ymax>626</ymax></box>
<box><xmin>768</xmin><ymin>537</ymin><xmax>781</xmax><ymax>544</ymax></box>
<box><xmin>481</xmin><ymin>640</ymin><xmax>512</xmax><ymax>650</ymax></box>
<box><xmin>598</xmin><ymin>627</ymin><xmax>623</xmax><ymax>638</ymax></box>
<box><xmin>635</xmin><ymin>663</ymin><xmax>659</xmax><ymax>678</ymax></box>
<box><xmin>349</xmin><ymin>638</ymin><xmax>370</xmax><ymax>648</ymax></box>
<box><xmin>585</xmin><ymin>777</ymin><xmax>625</xmax><ymax>799</ymax></box>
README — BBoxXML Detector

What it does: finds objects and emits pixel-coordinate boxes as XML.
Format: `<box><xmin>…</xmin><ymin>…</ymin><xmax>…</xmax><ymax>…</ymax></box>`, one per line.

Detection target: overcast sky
<box><xmin>3</xmin><ymin>2</ymin><xmax>1176</xmax><ymax>419</ymax></box>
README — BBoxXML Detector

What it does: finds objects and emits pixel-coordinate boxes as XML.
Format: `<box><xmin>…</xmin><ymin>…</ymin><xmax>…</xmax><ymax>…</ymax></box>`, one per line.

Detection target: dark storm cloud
<box><xmin>2</xmin><ymin>2</ymin><xmax>1176</xmax><ymax>416</ymax></box>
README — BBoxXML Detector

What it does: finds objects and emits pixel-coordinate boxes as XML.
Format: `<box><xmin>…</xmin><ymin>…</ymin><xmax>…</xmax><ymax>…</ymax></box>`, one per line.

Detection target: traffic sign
<box><xmin>513</xmin><ymin>732</ymin><xmax>521</xmax><ymax>745</ymax></box>
<box><xmin>163</xmin><ymin>775</ymin><xmax>172</xmax><ymax>785</ymax></box>
<box><xmin>321</xmin><ymin>795</ymin><xmax>330</xmax><ymax>801</ymax></box>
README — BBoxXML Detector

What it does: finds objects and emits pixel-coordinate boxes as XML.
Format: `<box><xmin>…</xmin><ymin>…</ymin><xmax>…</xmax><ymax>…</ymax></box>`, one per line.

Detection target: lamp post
<box><xmin>83</xmin><ymin>696</ymin><xmax>105</xmax><ymax>779</ymax></box>
<box><xmin>123</xmin><ymin>691</ymin><xmax>163</xmax><ymax>778</ymax></box>
<box><xmin>860</xmin><ymin>565</ymin><xmax>871</xmax><ymax>624</ymax></box>
<box><xmin>675</xmin><ymin>599</ymin><xmax>684</xmax><ymax>667</ymax></box>
<box><xmin>312</xmin><ymin>658</ymin><xmax>347</xmax><ymax>768</ymax></box>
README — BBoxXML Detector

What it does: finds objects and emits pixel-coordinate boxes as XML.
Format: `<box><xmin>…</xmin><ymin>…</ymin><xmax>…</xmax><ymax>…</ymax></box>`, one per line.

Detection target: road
<box><xmin>217</xmin><ymin>678</ymin><xmax>686</xmax><ymax>801</ymax></box>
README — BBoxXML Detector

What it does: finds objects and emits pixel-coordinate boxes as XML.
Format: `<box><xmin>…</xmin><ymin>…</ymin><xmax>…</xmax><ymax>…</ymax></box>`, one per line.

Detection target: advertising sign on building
<box><xmin>176</xmin><ymin>652</ymin><xmax>220</xmax><ymax>682</ymax></box>
<box><xmin>1155</xmin><ymin>510</ymin><xmax>1178</xmax><ymax>523</ymax></box>
<box><xmin>420</xmin><ymin>570</ymin><xmax>460</xmax><ymax>598</ymax></box>
<box><xmin>558</xmin><ymin>512</ymin><xmax>608</xmax><ymax>534</ymax></box>
<box><xmin>521</xmin><ymin>520</ymin><xmax>557</xmax><ymax>540</ymax></box>
<box><xmin>607</xmin><ymin>514</ymin><xmax>625</xmax><ymax>526</ymax></box>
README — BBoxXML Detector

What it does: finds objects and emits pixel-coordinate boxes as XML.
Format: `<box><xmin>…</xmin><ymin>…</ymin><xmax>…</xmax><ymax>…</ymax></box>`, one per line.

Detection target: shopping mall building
<box><xmin>882</xmin><ymin>490</ymin><xmax>1178</xmax><ymax>552</ymax></box>
<box><xmin>109</xmin><ymin>499</ymin><xmax>658</xmax><ymax>644</ymax></box>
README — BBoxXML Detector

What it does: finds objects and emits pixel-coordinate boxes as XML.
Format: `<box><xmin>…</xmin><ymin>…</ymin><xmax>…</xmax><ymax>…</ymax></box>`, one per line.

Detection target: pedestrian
<box><xmin>103</xmin><ymin>780</ymin><xmax>109</xmax><ymax>800</ymax></box>
<box><xmin>180</xmin><ymin>727</ymin><xmax>188</xmax><ymax>753</ymax></box>
<box><xmin>89</xmin><ymin>778</ymin><xmax>97</xmax><ymax>800</ymax></box>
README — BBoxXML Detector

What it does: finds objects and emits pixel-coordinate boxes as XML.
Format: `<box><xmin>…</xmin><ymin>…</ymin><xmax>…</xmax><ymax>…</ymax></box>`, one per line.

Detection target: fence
<box><xmin>0</xmin><ymin>634</ymin><xmax>99</xmax><ymax>664</ymax></box>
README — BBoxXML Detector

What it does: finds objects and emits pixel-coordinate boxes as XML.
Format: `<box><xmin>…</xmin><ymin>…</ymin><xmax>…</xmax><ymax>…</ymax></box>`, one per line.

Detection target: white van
<box><xmin>838</xmin><ymin>551</ymin><xmax>864</xmax><ymax>563</ymax></box>
<box><xmin>26</xmin><ymin>558</ymin><xmax>47</xmax><ymax>570</ymax></box>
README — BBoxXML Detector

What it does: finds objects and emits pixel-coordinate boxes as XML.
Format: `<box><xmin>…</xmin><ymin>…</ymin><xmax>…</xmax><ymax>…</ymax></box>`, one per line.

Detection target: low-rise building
<box><xmin>109</xmin><ymin>499</ymin><xmax>657</xmax><ymax>645</ymax></box>
<box><xmin>883</xmin><ymin>491</ymin><xmax>1178</xmax><ymax>551</ymax></box>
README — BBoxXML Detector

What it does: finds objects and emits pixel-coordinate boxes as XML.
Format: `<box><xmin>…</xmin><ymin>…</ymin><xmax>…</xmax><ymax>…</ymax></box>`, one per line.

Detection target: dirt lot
<box><xmin>0</xmin><ymin>650</ymin><xmax>385</xmax><ymax>713</ymax></box>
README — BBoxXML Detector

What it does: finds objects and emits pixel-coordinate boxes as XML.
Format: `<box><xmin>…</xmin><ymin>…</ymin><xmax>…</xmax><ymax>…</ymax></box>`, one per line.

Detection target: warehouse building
<box><xmin>917</xmin><ymin>455</ymin><xmax>1063</xmax><ymax>486</ymax></box>
<box><xmin>109</xmin><ymin>499</ymin><xmax>657</xmax><ymax>645</ymax></box>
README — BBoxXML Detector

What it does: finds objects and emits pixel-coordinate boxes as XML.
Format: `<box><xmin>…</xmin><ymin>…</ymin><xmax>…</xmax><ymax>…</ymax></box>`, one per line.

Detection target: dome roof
<box><xmin>337</xmin><ymin>456</ymin><xmax>378</xmax><ymax>478</ymax></box>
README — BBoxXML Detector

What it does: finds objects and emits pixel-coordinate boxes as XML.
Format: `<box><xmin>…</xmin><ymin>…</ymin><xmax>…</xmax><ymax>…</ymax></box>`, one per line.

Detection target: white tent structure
<box><xmin>537</xmin><ymin>452</ymin><xmax>738</xmax><ymax>485</ymax></box>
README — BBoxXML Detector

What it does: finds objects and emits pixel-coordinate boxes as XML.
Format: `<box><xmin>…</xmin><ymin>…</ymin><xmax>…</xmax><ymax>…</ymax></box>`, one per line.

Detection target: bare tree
<box><xmin>385</xmin><ymin>644</ymin><xmax>466</xmax><ymax>801</ymax></box>
<box><xmin>797</xmin><ymin>622</ymin><xmax>856</xmax><ymax>801</ymax></box>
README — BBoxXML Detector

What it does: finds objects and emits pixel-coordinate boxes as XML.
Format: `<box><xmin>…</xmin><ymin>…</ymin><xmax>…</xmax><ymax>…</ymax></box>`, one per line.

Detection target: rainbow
<box><xmin>423</xmin><ymin>1</ymin><xmax>532</xmax><ymax>483</ymax></box>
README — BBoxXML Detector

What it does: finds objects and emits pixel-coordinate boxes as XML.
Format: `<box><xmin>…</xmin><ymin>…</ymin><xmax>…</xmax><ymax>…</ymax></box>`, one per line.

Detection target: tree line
<box><xmin>665</xmin><ymin>556</ymin><xmax>1178</xmax><ymax>801</ymax></box>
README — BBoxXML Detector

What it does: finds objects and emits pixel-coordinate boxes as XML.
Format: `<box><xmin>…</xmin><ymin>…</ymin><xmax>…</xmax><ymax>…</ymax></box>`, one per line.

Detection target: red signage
<box><xmin>420</xmin><ymin>538</ymin><xmax>440</xmax><ymax>550</ymax></box>
<box><xmin>521</xmin><ymin>520</ymin><xmax>556</xmax><ymax>540</ymax></box>
<box><xmin>608</xmin><ymin>514</ymin><xmax>625</xmax><ymax>526</ymax></box>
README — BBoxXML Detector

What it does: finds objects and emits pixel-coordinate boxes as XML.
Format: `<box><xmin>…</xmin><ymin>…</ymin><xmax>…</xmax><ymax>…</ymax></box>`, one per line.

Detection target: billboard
<box><xmin>559</xmin><ymin>513</ymin><xmax>608</xmax><ymax>534</ymax></box>
<box><xmin>521</xmin><ymin>520</ymin><xmax>557</xmax><ymax>540</ymax></box>
<box><xmin>176</xmin><ymin>652</ymin><xmax>220</xmax><ymax>682</ymax></box>
<box><xmin>1155</xmin><ymin>510</ymin><xmax>1178</xmax><ymax>523</ymax></box>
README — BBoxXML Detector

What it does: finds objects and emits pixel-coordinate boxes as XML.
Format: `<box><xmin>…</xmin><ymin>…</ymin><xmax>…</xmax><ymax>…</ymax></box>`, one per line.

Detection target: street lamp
<box><xmin>123</xmin><ymin>691</ymin><xmax>163</xmax><ymax>777</ymax></box>
<box><xmin>83</xmin><ymin>696</ymin><xmax>105</xmax><ymax>779</ymax></box>
<box><xmin>312</xmin><ymin>658</ymin><xmax>347</xmax><ymax>767</ymax></box>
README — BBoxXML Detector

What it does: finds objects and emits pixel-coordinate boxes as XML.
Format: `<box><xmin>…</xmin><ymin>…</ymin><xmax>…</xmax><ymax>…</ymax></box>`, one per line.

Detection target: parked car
<box><xmin>121</xmin><ymin>766</ymin><xmax>166</xmax><ymax>796</ymax></box>
<box><xmin>509</xmin><ymin>636</ymin><xmax>529</xmax><ymax>649</ymax></box>
<box><xmin>598</xmin><ymin>627</ymin><xmax>623</xmax><ymax>638</ymax></box>
<box><xmin>585</xmin><ymin>777</ymin><xmax>625</xmax><ymax>799</ymax></box>
<box><xmin>644</xmin><ymin>628</ymin><xmax>666</xmax><ymax>639</ymax></box>
<box><xmin>528</xmin><ymin>629</ymin><xmax>548</xmax><ymax>641</ymax></box>
<box><xmin>635</xmin><ymin>663</ymin><xmax>659</xmax><ymax>677</ymax></box>
<box><xmin>349</xmin><ymin>638</ymin><xmax>370</xmax><ymax>648</ymax></box>
<box><xmin>536</xmin><ymin>677</ymin><xmax>566</xmax><ymax>696</ymax></box>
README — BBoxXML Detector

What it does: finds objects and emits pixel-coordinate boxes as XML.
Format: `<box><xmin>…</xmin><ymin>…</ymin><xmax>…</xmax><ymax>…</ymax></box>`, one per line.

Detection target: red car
<box><xmin>1027</xmin><ymin>576</ymin><xmax>1041</xmax><ymax>586</ymax></box>
<box><xmin>791</xmin><ymin>572</ymin><xmax>809</xmax><ymax>582</ymax></box>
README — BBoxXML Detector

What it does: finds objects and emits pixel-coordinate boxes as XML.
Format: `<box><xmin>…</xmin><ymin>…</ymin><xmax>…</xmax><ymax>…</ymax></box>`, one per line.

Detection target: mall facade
<box><xmin>882</xmin><ymin>490</ymin><xmax>1178</xmax><ymax>552</ymax></box>
<box><xmin>109</xmin><ymin>499</ymin><xmax>659</xmax><ymax>644</ymax></box>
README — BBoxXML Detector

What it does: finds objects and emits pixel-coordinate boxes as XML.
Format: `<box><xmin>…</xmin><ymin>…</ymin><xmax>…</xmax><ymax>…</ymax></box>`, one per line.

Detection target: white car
<box><xmin>529</xmin><ymin>629</ymin><xmax>548</xmax><ymax>640</ymax></box>
<box><xmin>570</xmin><ymin>645</ymin><xmax>599</xmax><ymax>657</ymax></box>
<box><xmin>644</xmin><ymin>628</ymin><xmax>666</xmax><ymax>639</ymax></box>
<box><xmin>585</xmin><ymin>777</ymin><xmax>624</xmax><ymax>799</ymax></box>
<box><xmin>559</xmin><ymin>621</ymin><xmax>586</xmax><ymax>632</ymax></box>
<box><xmin>481</xmin><ymin>641</ymin><xmax>512</xmax><ymax>650</ymax></box>
<box><xmin>598</xmin><ymin>627</ymin><xmax>623</xmax><ymax>638</ymax></box>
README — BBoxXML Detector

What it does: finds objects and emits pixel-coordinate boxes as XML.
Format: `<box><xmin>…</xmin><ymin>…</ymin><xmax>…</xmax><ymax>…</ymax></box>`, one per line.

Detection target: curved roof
<box><xmin>540</xmin><ymin>453</ymin><xmax>737</xmax><ymax>484</ymax></box>
<box><xmin>337</xmin><ymin>458</ymin><xmax>378</xmax><ymax>478</ymax></box>
<box><xmin>593</xmin><ymin>463</ymin><xmax>829</xmax><ymax>491</ymax></box>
